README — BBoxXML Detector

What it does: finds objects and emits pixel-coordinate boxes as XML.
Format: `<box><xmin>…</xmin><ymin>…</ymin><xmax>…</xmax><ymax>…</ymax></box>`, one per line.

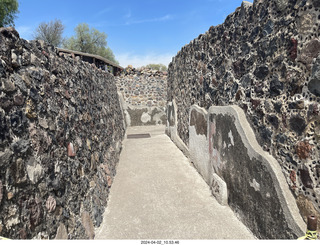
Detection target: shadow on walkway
<box><xmin>95</xmin><ymin>126</ymin><xmax>255</xmax><ymax>240</ymax></box>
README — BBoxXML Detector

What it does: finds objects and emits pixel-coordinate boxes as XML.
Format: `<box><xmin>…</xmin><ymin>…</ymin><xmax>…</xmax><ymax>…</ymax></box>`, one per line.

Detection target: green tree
<box><xmin>145</xmin><ymin>64</ymin><xmax>167</xmax><ymax>72</ymax></box>
<box><xmin>63</xmin><ymin>23</ymin><xmax>118</xmax><ymax>64</ymax></box>
<box><xmin>0</xmin><ymin>0</ymin><xmax>19</xmax><ymax>27</ymax></box>
<box><xmin>33</xmin><ymin>19</ymin><xmax>65</xmax><ymax>47</ymax></box>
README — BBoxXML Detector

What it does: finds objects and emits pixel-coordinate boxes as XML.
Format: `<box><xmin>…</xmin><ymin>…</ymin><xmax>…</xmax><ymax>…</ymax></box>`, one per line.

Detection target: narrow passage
<box><xmin>95</xmin><ymin>126</ymin><xmax>254</xmax><ymax>240</ymax></box>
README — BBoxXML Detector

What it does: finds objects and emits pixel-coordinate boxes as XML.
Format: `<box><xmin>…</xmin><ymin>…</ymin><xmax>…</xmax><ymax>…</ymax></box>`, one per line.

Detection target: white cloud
<box><xmin>15</xmin><ymin>26</ymin><xmax>34</xmax><ymax>40</ymax></box>
<box><xmin>116</xmin><ymin>52</ymin><xmax>174</xmax><ymax>68</ymax></box>
<box><xmin>95</xmin><ymin>7</ymin><xmax>113</xmax><ymax>17</ymax></box>
<box><xmin>124</xmin><ymin>10</ymin><xmax>132</xmax><ymax>19</ymax></box>
<box><xmin>125</xmin><ymin>14</ymin><xmax>173</xmax><ymax>25</ymax></box>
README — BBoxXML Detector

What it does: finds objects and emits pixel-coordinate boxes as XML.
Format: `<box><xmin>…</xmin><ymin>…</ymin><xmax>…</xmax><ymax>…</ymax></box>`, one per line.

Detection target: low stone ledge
<box><xmin>211</xmin><ymin>173</ymin><xmax>228</xmax><ymax>206</ymax></box>
<box><xmin>168</xmin><ymin>102</ymin><xmax>307</xmax><ymax>239</ymax></box>
<box><xmin>207</xmin><ymin>105</ymin><xmax>305</xmax><ymax>239</ymax></box>
<box><xmin>166</xmin><ymin>100</ymin><xmax>190</xmax><ymax>158</ymax></box>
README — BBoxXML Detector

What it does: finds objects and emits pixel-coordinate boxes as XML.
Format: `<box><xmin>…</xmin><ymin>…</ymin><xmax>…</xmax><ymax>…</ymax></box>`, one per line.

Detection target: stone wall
<box><xmin>116</xmin><ymin>66</ymin><xmax>167</xmax><ymax>126</ymax></box>
<box><xmin>167</xmin><ymin>0</ymin><xmax>320</xmax><ymax>239</ymax></box>
<box><xmin>0</xmin><ymin>28</ymin><xmax>125</xmax><ymax>239</ymax></box>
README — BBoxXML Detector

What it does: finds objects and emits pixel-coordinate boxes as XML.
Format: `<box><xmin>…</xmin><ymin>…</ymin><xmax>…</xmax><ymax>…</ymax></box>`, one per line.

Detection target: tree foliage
<box><xmin>0</xmin><ymin>0</ymin><xmax>19</xmax><ymax>27</ymax></box>
<box><xmin>63</xmin><ymin>23</ymin><xmax>118</xmax><ymax>64</ymax></box>
<box><xmin>34</xmin><ymin>19</ymin><xmax>65</xmax><ymax>47</ymax></box>
<box><xmin>145</xmin><ymin>64</ymin><xmax>167</xmax><ymax>71</ymax></box>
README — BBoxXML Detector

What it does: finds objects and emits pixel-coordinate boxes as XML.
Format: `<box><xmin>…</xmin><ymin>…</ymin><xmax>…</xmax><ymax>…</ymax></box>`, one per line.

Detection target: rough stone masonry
<box><xmin>116</xmin><ymin>66</ymin><xmax>167</xmax><ymax>126</ymax></box>
<box><xmin>167</xmin><ymin>0</ymin><xmax>320</xmax><ymax>239</ymax></box>
<box><xmin>0</xmin><ymin>28</ymin><xmax>125</xmax><ymax>239</ymax></box>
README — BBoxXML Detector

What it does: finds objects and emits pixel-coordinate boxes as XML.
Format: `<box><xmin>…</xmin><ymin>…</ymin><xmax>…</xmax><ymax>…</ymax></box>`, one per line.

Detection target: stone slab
<box><xmin>207</xmin><ymin>105</ymin><xmax>306</xmax><ymax>239</ymax></box>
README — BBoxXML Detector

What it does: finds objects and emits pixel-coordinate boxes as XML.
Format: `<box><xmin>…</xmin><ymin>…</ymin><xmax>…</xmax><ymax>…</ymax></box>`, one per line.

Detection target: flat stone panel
<box><xmin>207</xmin><ymin>105</ymin><xmax>305</xmax><ymax>239</ymax></box>
<box><xmin>211</xmin><ymin>173</ymin><xmax>228</xmax><ymax>206</ymax></box>
<box><xmin>189</xmin><ymin>105</ymin><xmax>212</xmax><ymax>185</ymax></box>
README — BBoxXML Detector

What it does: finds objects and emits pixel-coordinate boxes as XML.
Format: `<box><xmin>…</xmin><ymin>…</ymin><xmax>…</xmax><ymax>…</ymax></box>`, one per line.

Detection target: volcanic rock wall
<box><xmin>116</xmin><ymin>66</ymin><xmax>167</xmax><ymax>126</ymax></box>
<box><xmin>0</xmin><ymin>28</ymin><xmax>125</xmax><ymax>239</ymax></box>
<box><xmin>167</xmin><ymin>0</ymin><xmax>320</xmax><ymax>239</ymax></box>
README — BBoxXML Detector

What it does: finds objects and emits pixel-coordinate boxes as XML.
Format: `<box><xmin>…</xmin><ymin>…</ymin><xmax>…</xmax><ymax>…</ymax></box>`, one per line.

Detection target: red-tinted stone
<box><xmin>290</xmin><ymin>170</ymin><xmax>297</xmax><ymax>190</ymax></box>
<box><xmin>212</xmin><ymin>77</ymin><xmax>218</xmax><ymax>87</ymax></box>
<box><xmin>251</xmin><ymin>99</ymin><xmax>261</xmax><ymax>109</ymax></box>
<box><xmin>100</xmin><ymin>164</ymin><xmax>111</xmax><ymax>175</ymax></box>
<box><xmin>296</xmin><ymin>141</ymin><xmax>312</xmax><ymax>159</ymax></box>
<box><xmin>107</xmin><ymin>176</ymin><xmax>113</xmax><ymax>187</ymax></box>
<box><xmin>64</xmin><ymin>90</ymin><xmax>71</xmax><ymax>99</ymax></box>
<box><xmin>19</xmin><ymin>228</ymin><xmax>27</xmax><ymax>239</ymax></box>
<box><xmin>289</xmin><ymin>38</ymin><xmax>298</xmax><ymax>61</ymax></box>
<box><xmin>290</xmin><ymin>170</ymin><xmax>296</xmax><ymax>183</ymax></box>
<box><xmin>67</xmin><ymin>143</ymin><xmax>76</xmax><ymax>157</ymax></box>
<box><xmin>42</xmin><ymin>50</ymin><xmax>48</xmax><ymax>57</ymax></box>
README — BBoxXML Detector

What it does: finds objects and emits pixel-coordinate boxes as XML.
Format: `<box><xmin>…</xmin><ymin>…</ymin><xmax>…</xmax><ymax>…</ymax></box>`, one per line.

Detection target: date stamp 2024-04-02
<box><xmin>141</xmin><ymin>240</ymin><xmax>180</xmax><ymax>245</ymax></box>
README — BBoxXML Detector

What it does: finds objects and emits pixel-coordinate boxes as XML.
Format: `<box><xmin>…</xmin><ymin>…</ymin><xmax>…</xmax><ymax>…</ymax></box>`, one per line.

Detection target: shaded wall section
<box><xmin>207</xmin><ymin>105</ymin><xmax>304</xmax><ymax>239</ymax></box>
<box><xmin>116</xmin><ymin>66</ymin><xmax>167</xmax><ymax>126</ymax></box>
<box><xmin>0</xmin><ymin>28</ymin><xmax>125</xmax><ymax>239</ymax></box>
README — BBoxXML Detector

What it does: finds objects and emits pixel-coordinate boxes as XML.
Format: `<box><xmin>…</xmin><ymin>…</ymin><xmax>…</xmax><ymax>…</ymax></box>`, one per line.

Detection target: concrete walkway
<box><xmin>95</xmin><ymin>126</ymin><xmax>255</xmax><ymax>240</ymax></box>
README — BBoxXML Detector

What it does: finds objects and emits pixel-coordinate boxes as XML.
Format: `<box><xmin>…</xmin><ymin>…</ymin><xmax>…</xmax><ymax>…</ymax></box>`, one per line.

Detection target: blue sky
<box><xmin>15</xmin><ymin>0</ymin><xmax>252</xmax><ymax>68</ymax></box>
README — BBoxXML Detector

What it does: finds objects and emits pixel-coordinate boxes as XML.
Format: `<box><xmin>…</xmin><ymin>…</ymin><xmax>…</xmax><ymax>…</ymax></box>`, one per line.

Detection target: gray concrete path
<box><xmin>95</xmin><ymin>126</ymin><xmax>255</xmax><ymax>240</ymax></box>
